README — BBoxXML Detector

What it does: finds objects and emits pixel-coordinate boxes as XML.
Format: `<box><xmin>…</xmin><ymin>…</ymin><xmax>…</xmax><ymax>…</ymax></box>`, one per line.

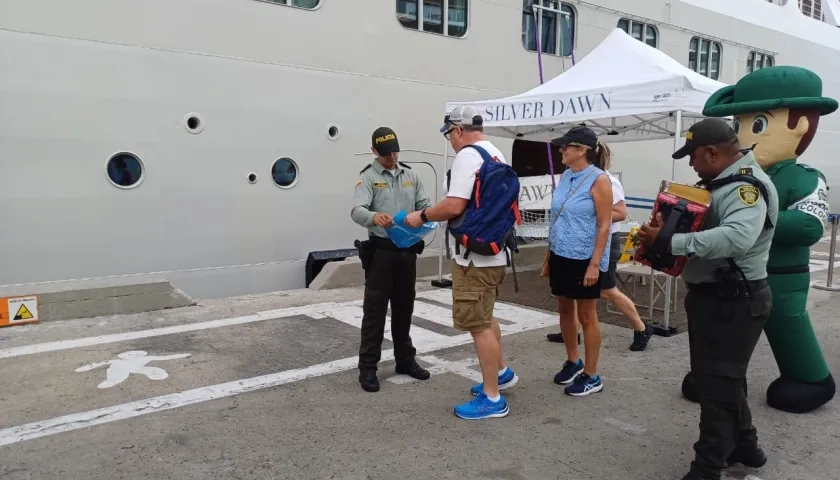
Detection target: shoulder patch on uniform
<box><xmin>737</xmin><ymin>185</ymin><xmax>760</xmax><ymax>206</ymax></box>
<box><xmin>355</xmin><ymin>179</ymin><xmax>363</xmax><ymax>188</ymax></box>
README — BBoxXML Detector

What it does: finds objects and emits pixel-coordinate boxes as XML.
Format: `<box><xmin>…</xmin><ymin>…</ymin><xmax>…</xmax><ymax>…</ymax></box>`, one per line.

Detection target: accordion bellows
<box><xmin>633</xmin><ymin>181</ymin><xmax>712</xmax><ymax>277</ymax></box>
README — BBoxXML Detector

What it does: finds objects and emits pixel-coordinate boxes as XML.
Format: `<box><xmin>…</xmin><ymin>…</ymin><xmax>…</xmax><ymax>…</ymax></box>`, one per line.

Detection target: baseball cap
<box><xmin>550</xmin><ymin>125</ymin><xmax>598</xmax><ymax>150</ymax></box>
<box><xmin>440</xmin><ymin>105</ymin><xmax>484</xmax><ymax>133</ymax></box>
<box><xmin>372</xmin><ymin>127</ymin><xmax>400</xmax><ymax>156</ymax></box>
<box><xmin>672</xmin><ymin>118</ymin><xmax>738</xmax><ymax>159</ymax></box>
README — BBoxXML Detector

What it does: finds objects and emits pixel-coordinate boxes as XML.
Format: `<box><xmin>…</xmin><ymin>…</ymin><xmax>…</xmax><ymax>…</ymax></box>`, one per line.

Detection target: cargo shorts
<box><xmin>450</xmin><ymin>261</ymin><xmax>506</xmax><ymax>333</ymax></box>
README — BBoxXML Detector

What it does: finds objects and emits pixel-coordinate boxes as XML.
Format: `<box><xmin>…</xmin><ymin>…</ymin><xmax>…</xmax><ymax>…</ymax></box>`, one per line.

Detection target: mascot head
<box><xmin>702</xmin><ymin>66</ymin><xmax>838</xmax><ymax>169</ymax></box>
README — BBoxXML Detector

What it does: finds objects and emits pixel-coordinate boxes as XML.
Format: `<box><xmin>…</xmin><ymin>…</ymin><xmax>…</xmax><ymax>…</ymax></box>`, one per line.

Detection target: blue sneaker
<box><xmin>454</xmin><ymin>393</ymin><xmax>510</xmax><ymax>420</ymax></box>
<box><xmin>553</xmin><ymin>359</ymin><xmax>584</xmax><ymax>385</ymax></box>
<box><xmin>470</xmin><ymin>367</ymin><xmax>519</xmax><ymax>396</ymax></box>
<box><xmin>564</xmin><ymin>372</ymin><xmax>603</xmax><ymax>396</ymax></box>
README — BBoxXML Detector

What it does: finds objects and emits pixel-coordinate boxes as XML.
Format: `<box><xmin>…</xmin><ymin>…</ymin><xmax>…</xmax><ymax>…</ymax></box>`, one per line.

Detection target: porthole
<box><xmin>247</xmin><ymin>172</ymin><xmax>258</xmax><ymax>184</ymax></box>
<box><xmin>184</xmin><ymin>113</ymin><xmax>204</xmax><ymax>134</ymax></box>
<box><xmin>271</xmin><ymin>157</ymin><xmax>299</xmax><ymax>189</ymax></box>
<box><xmin>326</xmin><ymin>123</ymin><xmax>341</xmax><ymax>141</ymax></box>
<box><xmin>106</xmin><ymin>152</ymin><xmax>145</xmax><ymax>189</ymax></box>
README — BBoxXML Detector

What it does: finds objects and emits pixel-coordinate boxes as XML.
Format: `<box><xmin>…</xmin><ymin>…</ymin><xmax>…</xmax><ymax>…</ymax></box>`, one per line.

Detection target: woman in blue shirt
<box><xmin>546</xmin><ymin>126</ymin><xmax>614</xmax><ymax>397</ymax></box>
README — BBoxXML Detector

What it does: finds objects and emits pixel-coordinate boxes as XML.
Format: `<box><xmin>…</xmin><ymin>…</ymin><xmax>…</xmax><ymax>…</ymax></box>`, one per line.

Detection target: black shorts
<box><xmin>600</xmin><ymin>232</ymin><xmax>622</xmax><ymax>290</ymax></box>
<box><xmin>549</xmin><ymin>252</ymin><xmax>605</xmax><ymax>300</ymax></box>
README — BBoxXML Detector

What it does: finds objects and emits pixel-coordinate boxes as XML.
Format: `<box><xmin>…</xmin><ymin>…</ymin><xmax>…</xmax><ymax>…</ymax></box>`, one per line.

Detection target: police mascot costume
<box><xmin>682</xmin><ymin>66</ymin><xmax>838</xmax><ymax>414</ymax></box>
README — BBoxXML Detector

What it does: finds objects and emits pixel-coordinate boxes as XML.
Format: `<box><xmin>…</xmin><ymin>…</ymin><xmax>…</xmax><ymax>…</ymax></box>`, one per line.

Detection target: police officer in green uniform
<box><xmin>637</xmin><ymin>119</ymin><xmax>778</xmax><ymax>480</ymax></box>
<box><xmin>351</xmin><ymin>127</ymin><xmax>433</xmax><ymax>392</ymax></box>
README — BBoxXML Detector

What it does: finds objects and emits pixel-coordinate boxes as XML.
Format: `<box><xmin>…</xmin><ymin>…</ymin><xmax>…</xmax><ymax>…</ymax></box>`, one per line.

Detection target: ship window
<box><xmin>688</xmin><ymin>36</ymin><xmax>722</xmax><ymax>80</ymax></box>
<box><xmin>271</xmin><ymin>157</ymin><xmax>299</xmax><ymax>188</ymax></box>
<box><xmin>746</xmin><ymin>51</ymin><xmax>775</xmax><ymax>73</ymax></box>
<box><xmin>397</xmin><ymin>0</ymin><xmax>469</xmax><ymax>38</ymax></box>
<box><xmin>106</xmin><ymin>152</ymin><xmax>145</xmax><ymax>189</ymax></box>
<box><xmin>260</xmin><ymin>0</ymin><xmax>320</xmax><ymax>8</ymax></box>
<box><xmin>617</xmin><ymin>18</ymin><xmax>658</xmax><ymax>48</ymax></box>
<box><xmin>799</xmin><ymin>0</ymin><xmax>823</xmax><ymax>21</ymax></box>
<box><xmin>522</xmin><ymin>1</ymin><xmax>576</xmax><ymax>57</ymax></box>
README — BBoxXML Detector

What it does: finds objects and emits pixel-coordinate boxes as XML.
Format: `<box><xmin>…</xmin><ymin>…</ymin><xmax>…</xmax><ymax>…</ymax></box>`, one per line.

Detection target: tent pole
<box><xmin>432</xmin><ymin>137</ymin><xmax>452</xmax><ymax>288</ymax></box>
<box><xmin>654</xmin><ymin>109</ymin><xmax>682</xmax><ymax>337</ymax></box>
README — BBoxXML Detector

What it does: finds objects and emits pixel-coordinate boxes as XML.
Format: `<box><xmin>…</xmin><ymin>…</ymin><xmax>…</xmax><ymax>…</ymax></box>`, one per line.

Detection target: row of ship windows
<box><xmin>106</xmin><ymin>153</ymin><xmax>300</xmax><ymax>190</ymax></box>
<box><xmin>268</xmin><ymin>1</ymin><xmax>780</xmax><ymax>81</ymax></box>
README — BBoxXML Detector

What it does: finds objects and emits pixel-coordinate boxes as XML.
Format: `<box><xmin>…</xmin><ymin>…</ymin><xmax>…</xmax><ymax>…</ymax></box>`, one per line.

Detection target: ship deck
<box><xmin>0</xmin><ymin>240</ymin><xmax>839</xmax><ymax>480</ymax></box>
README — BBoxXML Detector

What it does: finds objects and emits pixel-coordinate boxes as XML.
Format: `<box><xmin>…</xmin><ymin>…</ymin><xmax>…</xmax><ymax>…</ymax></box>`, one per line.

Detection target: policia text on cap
<box><xmin>350</xmin><ymin>127</ymin><xmax>433</xmax><ymax>393</ymax></box>
<box><xmin>636</xmin><ymin>118</ymin><xmax>778</xmax><ymax>480</ymax></box>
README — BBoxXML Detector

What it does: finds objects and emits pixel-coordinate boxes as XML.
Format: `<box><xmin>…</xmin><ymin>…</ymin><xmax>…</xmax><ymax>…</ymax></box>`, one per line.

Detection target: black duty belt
<box><xmin>369</xmin><ymin>236</ymin><xmax>422</xmax><ymax>253</ymax></box>
<box><xmin>686</xmin><ymin>278</ymin><xmax>768</xmax><ymax>298</ymax></box>
<box><xmin>767</xmin><ymin>264</ymin><xmax>810</xmax><ymax>275</ymax></box>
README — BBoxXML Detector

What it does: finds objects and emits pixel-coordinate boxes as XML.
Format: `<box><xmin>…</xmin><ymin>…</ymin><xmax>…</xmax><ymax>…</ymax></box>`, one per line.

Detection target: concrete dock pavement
<box><xmin>0</xmin><ymin>251</ymin><xmax>839</xmax><ymax>479</ymax></box>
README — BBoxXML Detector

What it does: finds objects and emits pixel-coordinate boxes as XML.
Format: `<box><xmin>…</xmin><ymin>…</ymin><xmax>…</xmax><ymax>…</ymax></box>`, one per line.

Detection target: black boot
<box><xmin>727</xmin><ymin>445</ymin><xmax>768</xmax><ymax>469</ymax></box>
<box><xmin>395</xmin><ymin>361</ymin><xmax>431</xmax><ymax>380</ymax></box>
<box><xmin>359</xmin><ymin>371</ymin><xmax>380</xmax><ymax>392</ymax></box>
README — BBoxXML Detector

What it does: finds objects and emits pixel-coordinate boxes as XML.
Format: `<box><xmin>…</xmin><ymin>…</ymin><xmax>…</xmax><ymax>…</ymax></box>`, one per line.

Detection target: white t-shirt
<box><xmin>606</xmin><ymin>171</ymin><xmax>625</xmax><ymax>234</ymax></box>
<box><xmin>443</xmin><ymin>140</ymin><xmax>510</xmax><ymax>267</ymax></box>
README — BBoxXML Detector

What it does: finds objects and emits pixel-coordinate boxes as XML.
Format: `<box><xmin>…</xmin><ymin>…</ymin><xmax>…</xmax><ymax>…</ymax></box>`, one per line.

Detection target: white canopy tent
<box><xmin>444</xmin><ymin>28</ymin><xmax>728</xmax><ymax>144</ymax></box>
<box><xmin>435</xmin><ymin>28</ymin><xmax>730</xmax><ymax>333</ymax></box>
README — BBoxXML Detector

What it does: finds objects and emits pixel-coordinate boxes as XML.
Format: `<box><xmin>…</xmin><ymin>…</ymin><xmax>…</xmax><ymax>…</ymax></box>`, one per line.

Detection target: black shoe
<box><xmin>359</xmin><ymin>371</ymin><xmax>380</xmax><ymax>392</ymax></box>
<box><xmin>395</xmin><ymin>361</ymin><xmax>431</xmax><ymax>380</ymax></box>
<box><xmin>727</xmin><ymin>446</ymin><xmax>768</xmax><ymax>469</ymax></box>
<box><xmin>546</xmin><ymin>332</ymin><xmax>581</xmax><ymax>344</ymax></box>
<box><xmin>629</xmin><ymin>325</ymin><xmax>654</xmax><ymax>351</ymax></box>
<box><xmin>680</xmin><ymin>473</ymin><xmax>716</xmax><ymax>480</ymax></box>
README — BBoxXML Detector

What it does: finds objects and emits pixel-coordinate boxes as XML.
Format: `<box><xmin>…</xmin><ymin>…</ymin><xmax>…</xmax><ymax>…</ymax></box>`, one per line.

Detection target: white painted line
<box><xmin>411</xmin><ymin>301</ymin><xmax>459</xmax><ymax>327</ymax></box>
<box><xmin>416</xmin><ymin>289</ymin><xmax>557</xmax><ymax>329</ymax></box>
<box><xmin>0</xmin><ymin>302</ymin><xmax>340</xmax><ymax>360</ymax></box>
<box><xmin>386</xmin><ymin>355</ymin><xmax>481</xmax><ymax>385</ymax></box>
<box><xmin>309</xmin><ymin>302</ymin><xmax>451</xmax><ymax>345</ymax></box>
<box><xmin>0</xmin><ymin>298</ymin><xmax>559</xmax><ymax>447</ymax></box>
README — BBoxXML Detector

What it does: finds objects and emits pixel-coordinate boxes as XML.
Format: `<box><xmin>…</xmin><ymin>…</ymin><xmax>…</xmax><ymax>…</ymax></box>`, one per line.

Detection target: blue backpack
<box><xmin>446</xmin><ymin>144</ymin><xmax>523</xmax><ymax>291</ymax></box>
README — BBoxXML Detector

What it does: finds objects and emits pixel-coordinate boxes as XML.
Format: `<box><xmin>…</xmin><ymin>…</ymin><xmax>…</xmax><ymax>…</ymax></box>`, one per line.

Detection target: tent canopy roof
<box><xmin>444</xmin><ymin>28</ymin><xmax>729</xmax><ymax>143</ymax></box>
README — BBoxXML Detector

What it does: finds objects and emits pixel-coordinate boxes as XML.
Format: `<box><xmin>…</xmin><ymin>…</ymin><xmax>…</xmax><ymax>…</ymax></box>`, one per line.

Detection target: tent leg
<box><xmin>432</xmin><ymin>137</ymin><xmax>452</xmax><ymax>289</ymax></box>
<box><xmin>651</xmin><ymin>109</ymin><xmax>681</xmax><ymax>337</ymax></box>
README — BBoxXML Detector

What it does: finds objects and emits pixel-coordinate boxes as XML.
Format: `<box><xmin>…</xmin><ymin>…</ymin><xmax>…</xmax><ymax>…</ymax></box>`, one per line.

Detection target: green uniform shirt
<box><xmin>351</xmin><ymin>160</ymin><xmax>432</xmax><ymax>239</ymax></box>
<box><xmin>671</xmin><ymin>152</ymin><xmax>779</xmax><ymax>283</ymax></box>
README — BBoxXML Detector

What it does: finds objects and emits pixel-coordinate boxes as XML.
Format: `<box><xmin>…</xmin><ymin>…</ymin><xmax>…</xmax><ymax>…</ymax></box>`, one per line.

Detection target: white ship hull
<box><xmin>1</xmin><ymin>0</ymin><xmax>838</xmax><ymax>298</ymax></box>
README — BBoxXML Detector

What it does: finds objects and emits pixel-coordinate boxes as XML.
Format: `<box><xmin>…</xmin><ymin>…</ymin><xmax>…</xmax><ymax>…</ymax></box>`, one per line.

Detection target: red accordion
<box><xmin>633</xmin><ymin>181</ymin><xmax>712</xmax><ymax>277</ymax></box>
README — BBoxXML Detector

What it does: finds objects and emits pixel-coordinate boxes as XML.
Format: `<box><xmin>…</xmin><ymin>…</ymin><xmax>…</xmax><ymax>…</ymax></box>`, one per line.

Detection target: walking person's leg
<box><xmin>390</xmin><ymin>250</ymin><xmax>430</xmax><ymax>380</ymax></box>
<box><xmin>451</xmin><ymin>262</ymin><xmax>512</xmax><ymax>419</ymax></box>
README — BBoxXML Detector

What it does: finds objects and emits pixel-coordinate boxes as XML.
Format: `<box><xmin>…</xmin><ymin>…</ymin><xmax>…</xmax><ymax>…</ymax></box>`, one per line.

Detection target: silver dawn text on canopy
<box><xmin>483</xmin><ymin>93</ymin><xmax>612</xmax><ymax>122</ymax></box>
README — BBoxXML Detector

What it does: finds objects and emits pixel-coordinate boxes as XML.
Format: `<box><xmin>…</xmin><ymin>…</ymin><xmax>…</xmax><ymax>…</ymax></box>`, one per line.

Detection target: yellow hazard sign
<box><xmin>14</xmin><ymin>304</ymin><xmax>33</xmax><ymax>320</ymax></box>
<box><xmin>1</xmin><ymin>295</ymin><xmax>39</xmax><ymax>327</ymax></box>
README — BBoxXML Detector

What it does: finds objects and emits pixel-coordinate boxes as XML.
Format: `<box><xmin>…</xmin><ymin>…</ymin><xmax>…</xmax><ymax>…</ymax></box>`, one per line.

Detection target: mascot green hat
<box><xmin>703</xmin><ymin>65</ymin><xmax>838</xmax><ymax>117</ymax></box>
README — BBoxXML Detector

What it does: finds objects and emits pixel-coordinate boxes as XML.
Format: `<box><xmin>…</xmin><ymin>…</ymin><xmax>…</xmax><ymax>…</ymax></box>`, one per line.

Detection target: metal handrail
<box><xmin>814</xmin><ymin>213</ymin><xmax>840</xmax><ymax>292</ymax></box>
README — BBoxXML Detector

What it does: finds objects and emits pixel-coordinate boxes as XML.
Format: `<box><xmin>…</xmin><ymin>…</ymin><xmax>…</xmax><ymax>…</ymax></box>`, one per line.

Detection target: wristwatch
<box><xmin>420</xmin><ymin>208</ymin><xmax>429</xmax><ymax>223</ymax></box>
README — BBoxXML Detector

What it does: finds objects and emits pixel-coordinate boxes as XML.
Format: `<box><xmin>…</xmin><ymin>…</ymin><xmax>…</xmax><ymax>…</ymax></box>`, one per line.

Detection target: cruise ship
<box><xmin>1</xmin><ymin>0</ymin><xmax>838</xmax><ymax>299</ymax></box>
